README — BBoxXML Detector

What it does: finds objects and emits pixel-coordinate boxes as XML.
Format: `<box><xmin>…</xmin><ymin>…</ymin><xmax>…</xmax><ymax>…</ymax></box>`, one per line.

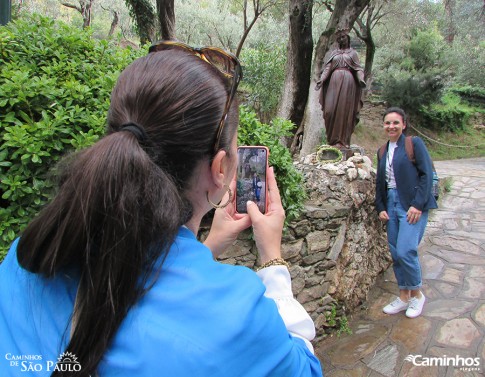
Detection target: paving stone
<box><xmin>451</xmin><ymin>370</ymin><xmax>483</xmax><ymax>377</ymax></box>
<box><xmin>435</xmin><ymin>318</ymin><xmax>481</xmax><ymax>349</ymax></box>
<box><xmin>432</xmin><ymin>281</ymin><xmax>461</xmax><ymax>297</ymax></box>
<box><xmin>470</xmin><ymin>189</ymin><xmax>485</xmax><ymax>199</ymax></box>
<box><xmin>399</xmin><ymin>362</ymin><xmax>441</xmax><ymax>377</ymax></box>
<box><xmin>424</xmin><ymin>299</ymin><xmax>476</xmax><ymax>320</ymax></box>
<box><xmin>461</xmin><ymin>278</ymin><xmax>485</xmax><ymax>300</ymax></box>
<box><xmin>443</xmin><ymin>219</ymin><xmax>459</xmax><ymax>230</ymax></box>
<box><xmin>319</xmin><ymin>323</ymin><xmax>389</xmax><ymax>366</ymax></box>
<box><xmin>427</xmin><ymin>345</ymin><xmax>478</xmax><ymax>359</ymax></box>
<box><xmin>325</xmin><ymin>365</ymin><xmax>369</xmax><ymax>377</ymax></box>
<box><xmin>390</xmin><ymin>316</ymin><xmax>432</xmax><ymax>354</ymax></box>
<box><xmin>422</xmin><ymin>254</ymin><xmax>445</xmax><ymax>279</ymax></box>
<box><xmin>447</xmin><ymin>230</ymin><xmax>485</xmax><ymax>242</ymax></box>
<box><xmin>472</xmin><ymin>225</ymin><xmax>485</xmax><ymax>236</ymax></box>
<box><xmin>469</xmin><ymin>266</ymin><xmax>485</xmax><ymax>278</ymax></box>
<box><xmin>426</xmin><ymin>246</ymin><xmax>485</xmax><ymax>266</ymax></box>
<box><xmin>440</xmin><ymin>268</ymin><xmax>465</xmax><ymax>285</ymax></box>
<box><xmin>421</xmin><ymin>284</ymin><xmax>440</xmax><ymax>301</ymax></box>
<box><xmin>472</xmin><ymin>303</ymin><xmax>485</xmax><ymax>327</ymax></box>
<box><xmin>428</xmin><ymin>237</ymin><xmax>482</xmax><ymax>256</ymax></box>
<box><xmin>481</xmin><ymin>343</ymin><xmax>485</xmax><ymax>370</ymax></box>
<box><xmin>366</xmin><ymin>344</ymin><xmax>399</xmax><ymax>377</ymax></box>
<box><xmin>445</xmin><ymin>197</ymin><xmax>475</xmax><ymax>210</ymax></box>
<box><xmin>473</xmin><ymin>212</ymin><xmax>485</xmax><ymax>221</ymax></box>
<box><xmin>367</xmin><ymin>293</ymin><xmax>397</xmax><ymax>320</ymax></box>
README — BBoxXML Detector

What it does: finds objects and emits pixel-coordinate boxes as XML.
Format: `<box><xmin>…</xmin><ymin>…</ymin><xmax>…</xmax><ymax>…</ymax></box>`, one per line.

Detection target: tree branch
<box><xmin>60</xmin><ymin>2</ymin><xmax>81</xmax><ymax>12</ymax></box>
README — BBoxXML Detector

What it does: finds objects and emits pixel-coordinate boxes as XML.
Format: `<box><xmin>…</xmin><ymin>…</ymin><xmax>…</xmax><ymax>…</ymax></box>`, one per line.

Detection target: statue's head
<box><xmin>335</xmin><ymin>28</ymin><xmax>350</xmax><ymax>48</ymax></box>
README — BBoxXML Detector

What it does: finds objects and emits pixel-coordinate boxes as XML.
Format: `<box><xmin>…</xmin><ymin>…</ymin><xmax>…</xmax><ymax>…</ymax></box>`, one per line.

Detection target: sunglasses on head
<box><xmin>149</xmin><ymin>40</ymin><xmax>243</xmax><ymax>153</ymax></box>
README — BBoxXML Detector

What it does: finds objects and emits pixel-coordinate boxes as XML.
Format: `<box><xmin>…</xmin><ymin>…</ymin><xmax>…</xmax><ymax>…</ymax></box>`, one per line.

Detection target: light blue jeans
<box><xmin>386</xmin><ymin>188</ymin><xmax>428</xmax><ymax>290</ymax></box>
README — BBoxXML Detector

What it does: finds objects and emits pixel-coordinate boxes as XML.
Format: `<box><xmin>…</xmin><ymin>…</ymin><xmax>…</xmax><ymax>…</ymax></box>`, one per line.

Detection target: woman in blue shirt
<box><xmin>375</xmin><ymin>107</ymin><xmax>438</xmax><ymax>319</ymax></box>
<box><xmin>0</xmin><ymin>42</ymin><xmax>322</xmax><ymax>376</ymax></box>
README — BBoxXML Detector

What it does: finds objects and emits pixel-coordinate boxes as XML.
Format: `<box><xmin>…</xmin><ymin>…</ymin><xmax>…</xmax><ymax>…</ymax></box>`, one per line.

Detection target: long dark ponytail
<box><xmin>17</xmin><ymin>50</ymin><xmax>238</xmax><ymax>376</ymax></box>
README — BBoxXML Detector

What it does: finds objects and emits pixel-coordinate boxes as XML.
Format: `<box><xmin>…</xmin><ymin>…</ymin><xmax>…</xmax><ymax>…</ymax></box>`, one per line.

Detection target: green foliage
<box><xmin>239</xmin><ymin>44</ymin><xmax>287</xmax><ymax>121</ymax></box>
<box><xmin>324</xmin><ymin>304</ymin><xmax>352</xmax><ymax>337</ymax></box>
<box><xmin>379</xmin><ymin>26</ymin><xmax>448</xmax><ymax>117</ymax></box>
<box><xmin>336</xmin><ymin>314</ymin><xmax>352</xmax><ymax>337</ymax></box>
<box><xmin>446</xmin><ymin>36</ymin><xmax>485</xmax><ymax>89</ymax></box>
<box><xmin>0</xmin><ymin>15</ymin><xmax>142</xmax><ymax>259</ymax></box>
<box><xmin>419</xmin><ymin>92</ymin><xmax>475</xmax><ymax>132</ymax></box>
<box><xmin>407</xmin><ymin>26</ymin><xmax>446</xmax><ymax>71</ymax></box>
<box><xmin>381</xmin><ymin>70</ymin><xmax>444</xmax><ymax>115</ymax></box>
<box><xmin>238</xmin><ymin>106</ymin><xmax>306</xmax><ymax>223</ymax></box>
<box><xmin>450</xmin><ymin>85</ymin><xmax>485</xmax><ymax>106</ymax></box>
<box><xmin>441</xmin><ymin>177</ymin><xmax>453</xmax><ymax>195</ymax></box>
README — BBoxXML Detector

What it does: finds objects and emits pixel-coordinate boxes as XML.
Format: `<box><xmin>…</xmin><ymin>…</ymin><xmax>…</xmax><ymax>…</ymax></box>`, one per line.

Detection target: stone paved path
<box><xmin>315</xmin><ymin>158</ymin><xmax>485</xmax><ymax>377</ymax></box>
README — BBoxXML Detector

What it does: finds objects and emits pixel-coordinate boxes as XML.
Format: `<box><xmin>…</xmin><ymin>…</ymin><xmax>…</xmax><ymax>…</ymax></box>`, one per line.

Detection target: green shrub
<box><xmin>239</xmin><ymin>44</ymin><xmax>287</xmax><ymax>122</ymax></box>
<box><xmin>379</xmin><ymin>26</ymin><xmax>448</xmax><ymax>118</ymax></box>
<box><xmin>450</xmin><ymin>85</ymin><xmax>485</xmax><ymax>106</ymax></box>
<box><xmin>419</xmin><ymin>92</ymin><xmax>474</xmax><ymax>132</ymax></box>
<box><xmin>381</xmin><ymin>70</ymin><xmax>444</xmax><ymax>116</ymax></box>
<box><xmin>0</xmin><ymin>15</ymin><xmax>142</xmax><ymax>259</ymax></box>
<box><xmin>238</xmin><ymin>106</ymin><xmax>306</xmax><ymax>223</ymax></box>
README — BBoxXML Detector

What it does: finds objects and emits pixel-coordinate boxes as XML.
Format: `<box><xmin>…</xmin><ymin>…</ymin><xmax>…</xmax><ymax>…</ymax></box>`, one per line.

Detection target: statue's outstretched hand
<box><xmin>315</xmin><ymin>81</ymin><xmax>322</xmax><ymax>91</ymax></box>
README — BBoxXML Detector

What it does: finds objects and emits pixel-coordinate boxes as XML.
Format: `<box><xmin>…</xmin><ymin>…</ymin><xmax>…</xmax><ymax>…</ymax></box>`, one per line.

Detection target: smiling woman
<box><xmin>375</xmin><ymin>107</ymin><xmax>438</xmax><ymax>320</ymax></box>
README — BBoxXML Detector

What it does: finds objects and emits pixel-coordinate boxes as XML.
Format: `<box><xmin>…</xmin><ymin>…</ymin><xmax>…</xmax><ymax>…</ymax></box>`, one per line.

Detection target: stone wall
<box><xmin>201</xmin><ymin>153</ymin><xmax>391</xmax><ymax>339</ymax></box>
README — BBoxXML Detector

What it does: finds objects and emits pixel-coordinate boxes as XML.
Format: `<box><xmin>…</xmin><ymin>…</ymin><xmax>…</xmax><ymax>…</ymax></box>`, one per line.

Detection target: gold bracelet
<box><xmin>255</xmin><ymin>258</ymin><xmax>289</xmax><ymax>272</ymax></box>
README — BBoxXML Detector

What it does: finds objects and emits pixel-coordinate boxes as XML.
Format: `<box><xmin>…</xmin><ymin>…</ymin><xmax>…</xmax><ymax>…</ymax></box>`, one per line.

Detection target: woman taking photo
<box><xmin>0</xmin><ymin>42</ymin><xmax>322</xmax><ymax>376</ymax></box>
<box><xmin>375</xmin><ymin>107</ymin><xmax>438</xmax><ymax>319</ymax></box>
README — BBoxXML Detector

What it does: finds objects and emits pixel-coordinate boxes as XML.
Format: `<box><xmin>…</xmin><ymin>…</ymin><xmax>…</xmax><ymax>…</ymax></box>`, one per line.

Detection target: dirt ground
<box><xmin>351</xmin><ymin>100</ymin><xmax>388</xmax><ymax>159</ymax></box>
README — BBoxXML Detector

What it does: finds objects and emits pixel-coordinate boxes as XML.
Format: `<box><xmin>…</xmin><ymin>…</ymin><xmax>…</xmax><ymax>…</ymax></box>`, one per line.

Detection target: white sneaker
<box><xmin>383</xmin><ymin>297</ymin><xmax>409</xmax><ymax>314</ymax></box>
<box><xmin>406</xmin><ymin>293</ymin><xmax>425</xmax><ymax>318</ymax></box>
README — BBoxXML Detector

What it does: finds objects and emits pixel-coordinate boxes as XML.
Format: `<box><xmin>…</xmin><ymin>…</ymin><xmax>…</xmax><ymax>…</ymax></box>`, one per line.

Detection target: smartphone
<box><xmin>236</xmin><ymin>146</ymin><xmax>269</xmax><ymax>214</ymax></box>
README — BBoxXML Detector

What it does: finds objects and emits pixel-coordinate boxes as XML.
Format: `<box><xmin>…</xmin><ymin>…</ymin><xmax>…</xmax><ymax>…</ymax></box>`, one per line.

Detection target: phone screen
<box><xmin>236</xmin><ymin>146</ymin><xmax>269</xmax><ymax>214</ymax></box>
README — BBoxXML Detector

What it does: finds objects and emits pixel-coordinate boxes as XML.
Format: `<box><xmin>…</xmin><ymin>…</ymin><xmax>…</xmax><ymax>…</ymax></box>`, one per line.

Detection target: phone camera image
<box><xmin>236</xmin><ymin>147</ymin><xmax>268</xmax><ymax>214</ymax></box>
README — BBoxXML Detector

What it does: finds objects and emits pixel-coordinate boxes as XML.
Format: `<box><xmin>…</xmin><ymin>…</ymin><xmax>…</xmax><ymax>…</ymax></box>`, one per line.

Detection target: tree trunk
<box><xmin>60</xmin><ymin>0</ymin><xmax>93</xmax><ymax>29</ymax></box>
<box><xmin>444</xmin><ymin>0</ymin><xmax>456</xmax><ymax>43</ymax></box>
<box><xmin>81</xmin><ymin>0</ymin><xmax>92</xmax><ymax>29</ymax></box>
<box><xmin>108</xmin><ymin>11</ymin><xmax>119</xmax><ymax>38</ymax></box>
<box><xmin>124</xmin><ymin>0</ymin><xmax>156</xmax><ymax>45</ymax></box>
<box><xmin>156</xmin><ymin>0</ymin><xmax>176</xmax><ymax>40</ymax></box>
<box><xmin>363</xmin><ymin>33</ymin><xmax>375</xmax><ymax>89</ymax></box>
<box><xmin>298</xmin><ymin>0</ymin><xmax>369</xmax><ymax>158</ymax></box>
<box><xmin>277</xmin><ymin>0</ymin><xmax>314</xmax><ymax>151</ymax></box>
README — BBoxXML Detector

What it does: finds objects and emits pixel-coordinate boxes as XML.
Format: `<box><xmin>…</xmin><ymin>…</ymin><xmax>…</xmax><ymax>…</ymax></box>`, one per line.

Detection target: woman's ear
<box><xmin>209</xmin><ymin>150</ymin><xmax>227</xmax><ymax>189</ymax></box>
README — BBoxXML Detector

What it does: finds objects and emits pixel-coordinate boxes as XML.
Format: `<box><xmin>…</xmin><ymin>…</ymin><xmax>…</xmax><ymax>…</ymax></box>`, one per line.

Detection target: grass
<box><xmin>353</xmin><ymin>117</ymin><xmax>485</xmax><ymax>162</ymax></box>
<box><xmin>420</xmin><ymin>125</ymin><xmax>485</xmax><ymax>161</ymax></box>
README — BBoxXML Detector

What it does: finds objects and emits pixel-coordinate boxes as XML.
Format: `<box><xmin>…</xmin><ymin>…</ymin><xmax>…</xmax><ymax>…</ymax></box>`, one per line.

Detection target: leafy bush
<box><xmin>407</xmin><ymin>26</ymin><xmax>446</xmax><ymax>71</ymax></box>
<box><xmin>238</xmin><ymin>106</ymin><xmax>306</xmax><ymax>223</ymax></box>
<box><xmin>381</xmin><ymin>70</ymin><xmax>444</xmax><ymax>116</ymax></box>
<box><xmin>450</xmin><ymin>85</ymin><xmax>485</xmax><ymax>106</ymax></box>
<box><xmin>447</xmin><ymin>36</ymin><xmax>485</xmax><ymax>89</ymax></box>
<box><xmin>0</xmin><ymin>15</ymin><xmax>142</xmax><ymax>259</ymax></box>
<box><xmin>239</xmin><ymin>44</ymin><xmax>287</xmax><ymax>122</ymax></box>
<box><xmin>419</xmin><ymin>92</ymin><xmax>475</xmax><ymax>132</ymax></box>
<box><xmin>379</xmin><ymin>27</ymin><xmax>450</xmax><ymax>120</ymax></box>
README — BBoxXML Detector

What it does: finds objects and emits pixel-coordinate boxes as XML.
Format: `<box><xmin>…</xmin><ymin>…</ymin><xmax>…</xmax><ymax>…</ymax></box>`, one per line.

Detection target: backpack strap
<box><xmin>404</xmin><ymin>136</ymin><xmax>415</xmax><ymax>164</ymax></box>
<box><xmin>378</xmin><ymin>143</ymin><xmax>387</xmax><ymax>161</ymax></box>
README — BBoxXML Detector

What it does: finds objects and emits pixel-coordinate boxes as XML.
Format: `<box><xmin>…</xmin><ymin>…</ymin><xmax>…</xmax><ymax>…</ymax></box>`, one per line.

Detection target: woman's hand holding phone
<box><xmin>246</xmin><ymin>167</ymin><xmax>285</xmax><ymax>264</ymax></box>
<box><xmin>204</xmin><ymin>164</ymin><xmax>285</xmax><ymax>264</ymax></box>
<box><xmin>204</xmin><ymin>179</ymin><xmax>251</xmax><ymax>259</ymax></box>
